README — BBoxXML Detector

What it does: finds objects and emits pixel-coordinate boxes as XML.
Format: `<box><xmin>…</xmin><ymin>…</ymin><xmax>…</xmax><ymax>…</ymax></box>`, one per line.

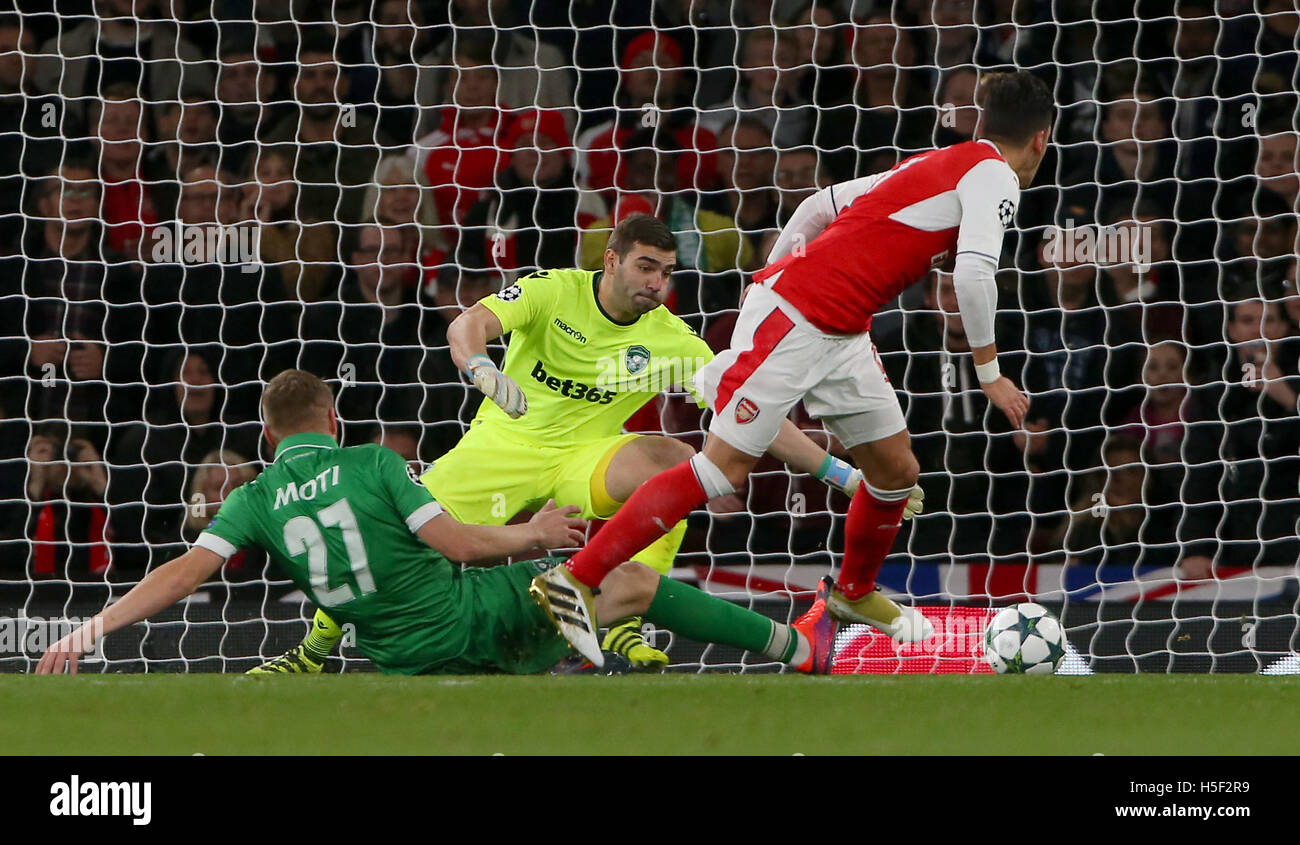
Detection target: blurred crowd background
<box><xmin>0</xmin><ymin>0</ymin><xmax>1297</xmax><ymax>587</ymax></box>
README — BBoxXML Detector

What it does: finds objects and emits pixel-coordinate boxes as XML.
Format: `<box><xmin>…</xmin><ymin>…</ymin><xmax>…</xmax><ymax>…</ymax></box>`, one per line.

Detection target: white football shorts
<box><xmin>693</xmin><ymin>280</ymin><xmax>906</xmax><ymax>456</ymax></box>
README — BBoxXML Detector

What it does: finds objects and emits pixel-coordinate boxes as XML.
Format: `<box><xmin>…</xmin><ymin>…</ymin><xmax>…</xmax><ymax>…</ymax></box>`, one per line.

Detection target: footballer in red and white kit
<box><xmin>533</xmin><ymin>71</ymin><xmax>1055</xmax><ymax>656</ymax></box>
<box><xmin>695</xmin><ymin>138</ymin><xmax>1021</xmax><ymax>457</ymax></box>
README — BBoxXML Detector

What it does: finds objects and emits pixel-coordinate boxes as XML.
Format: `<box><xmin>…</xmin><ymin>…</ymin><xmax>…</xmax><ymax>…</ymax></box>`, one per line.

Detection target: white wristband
<box><xmin>974</xmin><ymin>358</ymin><xmax>1001</xmax><ymax>385</ymax></box>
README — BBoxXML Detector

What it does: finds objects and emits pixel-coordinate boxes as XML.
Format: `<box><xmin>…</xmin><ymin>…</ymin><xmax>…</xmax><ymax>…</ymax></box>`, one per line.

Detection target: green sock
<box><xmin>645</xmin><ymin>577</ymin><xmax>799</xmax><ymax>663</ymax></box>
<box><xmin>303</xmin><ymin>609</ymin><xmax>343</xmax><ymax>663</ymax></box>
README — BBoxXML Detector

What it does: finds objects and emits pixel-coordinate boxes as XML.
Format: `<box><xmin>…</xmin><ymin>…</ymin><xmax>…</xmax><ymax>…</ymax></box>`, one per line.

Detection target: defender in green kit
<box><xmin>196</xmin><ymin>433</ymin><xmax>578</xmax><ymax>675</ymax></box>
<box><xmin>37</xmin><ymin>370</ymin><xmax>838</xmax><ymax>676</ymax></box>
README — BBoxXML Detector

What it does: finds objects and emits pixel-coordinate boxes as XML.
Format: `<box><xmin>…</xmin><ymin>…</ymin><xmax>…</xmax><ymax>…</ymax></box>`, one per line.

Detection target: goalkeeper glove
<box><xmin>466</xmin><ymin>353</ymin><xmax>527</xmax><ymax>418</ymax></box>
<box><xmin>902</xmin><ymin>484</ymin><xmax>924</xmax><ymax>520</ymax></box>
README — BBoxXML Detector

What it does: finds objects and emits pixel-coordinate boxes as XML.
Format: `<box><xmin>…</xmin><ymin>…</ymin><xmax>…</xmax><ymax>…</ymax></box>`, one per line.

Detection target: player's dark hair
<box><xmin>977</xmin><ymin>70</ymin><xmax>1053</xmax><ymax>146</ymax></box>
<box><xmin>607</xmin><ymin>214</ymin><xmax>677</xmax><ymax>259</ymax></box>
<box><xmin>262</xmin><ymin>369</ymin><xmax>335</xmax><ymax>435</ymax></box>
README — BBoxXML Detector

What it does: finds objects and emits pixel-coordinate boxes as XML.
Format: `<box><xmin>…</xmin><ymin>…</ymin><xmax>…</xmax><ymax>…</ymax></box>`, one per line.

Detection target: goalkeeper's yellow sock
<box><xmin>303</xmin><ymin>609</ymin><xmax>343</xmax><ymax>664</ymax></box>
<box><xmin>628</xmin><ymin>519</ymin><xmax>687</xmax><ymax>576</ymax></box>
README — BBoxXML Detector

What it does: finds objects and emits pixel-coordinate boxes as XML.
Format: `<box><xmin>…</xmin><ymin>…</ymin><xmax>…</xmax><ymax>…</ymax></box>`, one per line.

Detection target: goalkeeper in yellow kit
<box><xmin>254</xmin><ymin>214</ymin><xmax>919</xmax><ymax>672</ymax></box>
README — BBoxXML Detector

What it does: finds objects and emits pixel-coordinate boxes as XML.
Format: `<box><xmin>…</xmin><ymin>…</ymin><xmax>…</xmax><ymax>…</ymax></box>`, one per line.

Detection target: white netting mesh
<box><xmin>1</xmin><ymin>0</ymin><xmax>1297</xmax><ymax>673</ymax></box>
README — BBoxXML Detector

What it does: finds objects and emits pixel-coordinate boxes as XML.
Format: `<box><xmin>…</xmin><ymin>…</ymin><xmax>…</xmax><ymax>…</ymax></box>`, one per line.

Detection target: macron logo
<box><xmin>553</xmin><ymin>318</ymin><xmax>588</xmax><ymax>343</ymax></box>
<box><xmin>50</xmin><ymin>775</ymin><xmax>151</xmax><ymax>826</ymax></box>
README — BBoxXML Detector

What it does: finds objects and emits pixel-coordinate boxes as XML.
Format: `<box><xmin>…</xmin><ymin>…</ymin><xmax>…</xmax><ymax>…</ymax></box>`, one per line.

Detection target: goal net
<box><xmin>2</xmin><ymin>1</ymin><xmax>1297</xmax><ymax>674</ymax></box>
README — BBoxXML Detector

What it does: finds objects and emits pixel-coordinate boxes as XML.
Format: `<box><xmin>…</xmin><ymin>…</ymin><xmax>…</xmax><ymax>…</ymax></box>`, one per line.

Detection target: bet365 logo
<box><xmin>531</xmin><ymin>360</ymin><xmax>614</xmax><ymax>403</ymax></box>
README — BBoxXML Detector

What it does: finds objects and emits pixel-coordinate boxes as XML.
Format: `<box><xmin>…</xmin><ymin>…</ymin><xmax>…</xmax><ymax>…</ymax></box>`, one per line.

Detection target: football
<box><xmin>983</xmin><ymin>603</ymin><xmax>1067</xmax><ymax>675</ymax></box>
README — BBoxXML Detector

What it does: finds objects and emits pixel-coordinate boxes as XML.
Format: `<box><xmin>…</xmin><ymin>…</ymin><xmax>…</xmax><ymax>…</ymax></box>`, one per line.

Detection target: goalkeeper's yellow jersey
<box><xmin>475</xmin><ymin>268</ymin><xmax>715</xmax><ymax>445</ymax></box>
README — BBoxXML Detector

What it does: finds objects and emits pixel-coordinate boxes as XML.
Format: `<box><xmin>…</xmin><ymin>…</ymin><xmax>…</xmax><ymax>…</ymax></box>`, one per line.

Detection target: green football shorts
<box><xmin>416</xmin><ymin>558</ymin><xmax>573</xmax><ymax>675</ymax></box>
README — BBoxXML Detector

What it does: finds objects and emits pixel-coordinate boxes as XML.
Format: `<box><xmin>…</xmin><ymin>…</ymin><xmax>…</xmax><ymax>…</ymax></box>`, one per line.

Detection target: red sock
<box><xmin>836</xmin><ymin>487</ymin><xmax>907</xmax><ymax>600</ymax></box>
<box><xmin>566</xmin><ymin>461</ymin><xmax>707</xmax><ymax>587</ymax></box>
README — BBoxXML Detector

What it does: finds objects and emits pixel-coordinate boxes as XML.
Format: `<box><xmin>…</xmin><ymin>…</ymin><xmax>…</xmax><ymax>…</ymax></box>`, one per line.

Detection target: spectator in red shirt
<box><xmin>413</xmin><ymin>33</ymin><xmax>509</xmax><ymax>236</ymax></box>
<box><xmin>575</xmin><ymin>31</ymin><xmax>719</xmax><ymax>198</ymax></box>
<box><xmin>414</xmin><ymin>0</ymin><xmax>573</xmax><ymax>138</ymax></box>
<box><xmin>93</xmin><ymin>82</ymin><xmax>158</xmax><ymax>258</ymax></box>
<box><xmin>459</xmin><ymin>108</ymin><xmax>606</xmax><ymax>277</ymax></box>
<box><xmin>24</xmin><ymin>432</ymin><xmax>113</xmax><ymax>580</ymax></box>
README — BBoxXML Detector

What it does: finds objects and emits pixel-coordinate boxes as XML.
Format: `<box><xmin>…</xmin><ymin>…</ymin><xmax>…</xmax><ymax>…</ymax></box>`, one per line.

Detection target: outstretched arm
<box><xmin>37</xmin><ymin>547</ymin><xmax>225</xmax><ymax>674</ymax></box>
<box><xmin>952</xmin><ymin>253</ymin><xmax>1027</xmax><ymax>429</ymax></box>
<box><xmin>416</xmin><ymin>500</ymin><xmax>588</xmax><ymax>563</ymax></box>
<box><xmin>769</xmin><ymin>418</ymin><xmax>843</xmax><ymax>479</ymax></box>
<box><xmin>953</xmin><ymin>158</ymin><xmax>1029</xmax><ymax>429</ymax></box>
<box><xmin>767</xmin><ymin>412</ymin><xmax>923</xmax><ymax>518</ymax></box>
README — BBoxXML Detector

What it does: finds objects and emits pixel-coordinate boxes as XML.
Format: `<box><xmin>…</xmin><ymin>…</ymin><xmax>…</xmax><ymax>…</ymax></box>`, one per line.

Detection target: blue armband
<box><xmin>815</xmin><ymin>454</ymin><xmax>855</xmax><ymax>489</ymax></box>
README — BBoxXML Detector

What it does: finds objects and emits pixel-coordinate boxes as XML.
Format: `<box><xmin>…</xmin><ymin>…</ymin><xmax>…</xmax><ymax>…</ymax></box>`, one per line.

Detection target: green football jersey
<box><xmin>196</xmin><ymin>433</ymin><xmax>468</xmax><ymax>674</ymax></box>
<box><xmin>477</xmin><ymin>268</ymin><xmax>715</xmax><ymax>444</ymax></box>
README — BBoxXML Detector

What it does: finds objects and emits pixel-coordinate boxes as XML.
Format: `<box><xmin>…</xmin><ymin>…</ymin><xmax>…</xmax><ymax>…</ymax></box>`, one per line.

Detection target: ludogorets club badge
<box><xmin>625</xmin><ymin>345</ymin><xmax>650</xmax><ymax>375</ymax></box>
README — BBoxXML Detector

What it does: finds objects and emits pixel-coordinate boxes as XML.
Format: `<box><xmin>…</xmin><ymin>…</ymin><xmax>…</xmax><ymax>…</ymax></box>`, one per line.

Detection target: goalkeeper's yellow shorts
<box><xmin>420</xmin><ymin>422</ymin><xmax>639</xmax><ymax>526</ymax></box>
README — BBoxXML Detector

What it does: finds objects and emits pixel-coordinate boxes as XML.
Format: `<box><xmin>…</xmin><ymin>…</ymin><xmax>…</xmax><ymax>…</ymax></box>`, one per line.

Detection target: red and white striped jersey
<box><xmin>755</xmin><ymin>140</ymin><xmax>1020</xmax><ymax>335</ymax></box>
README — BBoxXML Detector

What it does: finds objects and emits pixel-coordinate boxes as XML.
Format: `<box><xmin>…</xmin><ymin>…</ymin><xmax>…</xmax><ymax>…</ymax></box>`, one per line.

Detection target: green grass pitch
<box><xmin>4</xmin><ymin>674</ymin><xmax>1297</xmax><ymax>755</ymax></box>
